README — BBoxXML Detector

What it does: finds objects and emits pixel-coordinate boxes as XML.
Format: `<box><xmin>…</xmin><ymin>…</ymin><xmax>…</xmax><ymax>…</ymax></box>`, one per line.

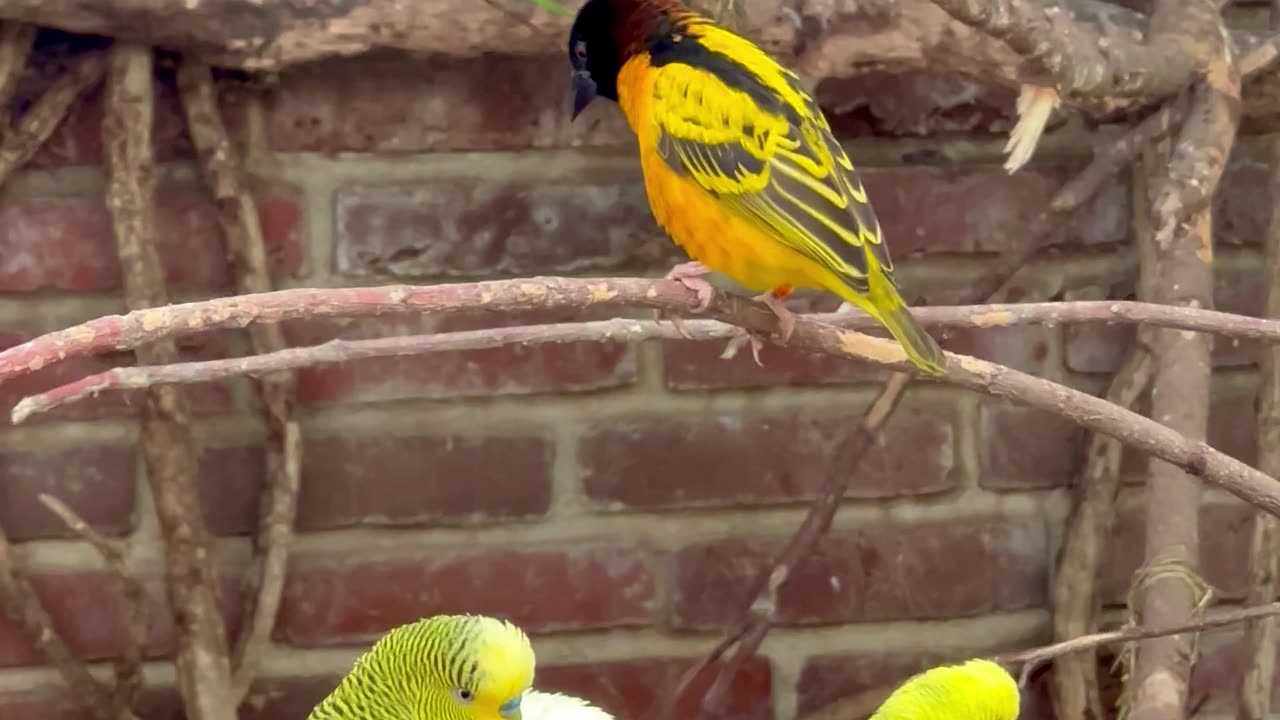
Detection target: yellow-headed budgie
<box><xmin>308</xmin><ymin>614</ymin><xmax>614</xmax><ymax>720</ymax></box>
<box><xmin>871</xmin><ymin>658</ymin><xmax>1021</xmax><ymax>720</ymax></box>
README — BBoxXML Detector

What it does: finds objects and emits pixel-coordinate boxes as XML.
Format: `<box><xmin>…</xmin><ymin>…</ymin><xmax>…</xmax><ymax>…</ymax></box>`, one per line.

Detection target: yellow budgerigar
<box><xmin>871</xmin><ymin>658</ymin><xmax>1021</xmax><ymax>720</ymax></box>
<box><xmin>308</xmin><ymin>614</ymin><xmax>614</xmax><ymax>720</ymax></box>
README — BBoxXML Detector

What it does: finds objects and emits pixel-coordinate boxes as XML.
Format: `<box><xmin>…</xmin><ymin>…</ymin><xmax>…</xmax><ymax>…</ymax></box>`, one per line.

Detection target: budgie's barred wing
<box><xmin>648</xmin><ymin>49</ymin><xmax>892</xmax><ymax>293</ymax></box>
<box><xmin>870</xmin><ymin>659</ymin><xmax>1020</xmax><ymax>720</ymax></box>
<box><xmin>523</xmin><ymin>690</ymin><xmax>615</xmax><ymax>720</ymax></box>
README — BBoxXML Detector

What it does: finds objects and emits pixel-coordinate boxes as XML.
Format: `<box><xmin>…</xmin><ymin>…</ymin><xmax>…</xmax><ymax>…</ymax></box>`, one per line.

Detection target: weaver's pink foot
<box><xmin>656</xmin><ymin>261</ymin><xmax>715</xmax><ymax>339</ymax></box>
<box><xmin>754</xmin><ymin>290</ymin><xmax>797</xmax><ymax>344</ymax></box>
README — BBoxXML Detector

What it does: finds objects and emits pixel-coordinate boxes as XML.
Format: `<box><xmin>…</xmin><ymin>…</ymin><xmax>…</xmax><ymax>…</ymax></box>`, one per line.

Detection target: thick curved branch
<box><xmin>0</xmin><ymin>0</ymin><xmax>1277</xmax><ymax>119</ymax></box>
<box><xmin>15</xmin><ymin>300</ymin><xmax>1280</xmax><ymax>422</ymax></box>
<box><xmin>0</xmin><ymin>277</ymin><xmax>1278</xmax><ymax>516</ymax></box>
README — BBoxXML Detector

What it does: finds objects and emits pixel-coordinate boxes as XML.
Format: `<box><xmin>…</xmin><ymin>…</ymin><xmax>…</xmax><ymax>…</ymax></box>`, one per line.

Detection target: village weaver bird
<box><xmin>566</xmin><ymin>0</ymin><xmax>946</xmax><ymax>375</ymax></box>
<box><xmin>307</xmin><ymin>614</ymin><xmax>613</xmax><ymax>720</ymax></box>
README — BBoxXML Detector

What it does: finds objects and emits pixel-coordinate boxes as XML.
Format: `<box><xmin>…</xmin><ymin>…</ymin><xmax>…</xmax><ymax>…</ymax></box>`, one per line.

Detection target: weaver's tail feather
<box><xmin>856</xmin><ymin>272</ymin><xmax>946</xmax><ymax>377</ymax></box>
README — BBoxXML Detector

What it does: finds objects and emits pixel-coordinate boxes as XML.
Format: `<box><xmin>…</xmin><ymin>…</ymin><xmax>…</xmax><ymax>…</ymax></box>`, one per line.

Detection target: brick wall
<box><xmin>0</xmin><ymin>47</ymin><xmax>1270</xmax><ymax>720</ymax></box>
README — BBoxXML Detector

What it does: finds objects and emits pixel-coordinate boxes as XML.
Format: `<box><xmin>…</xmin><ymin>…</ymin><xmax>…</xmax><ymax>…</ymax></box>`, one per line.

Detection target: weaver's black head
<box><xmin>568</xmin><ymin>0</ymin><xmax>622</xmax><ymax>118</ymax></box>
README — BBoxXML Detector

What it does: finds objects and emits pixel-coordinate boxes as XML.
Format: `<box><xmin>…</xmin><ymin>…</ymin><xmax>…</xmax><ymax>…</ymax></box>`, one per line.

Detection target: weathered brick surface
<box><xmin>1118</xmin><ymin>379</ymin><xmax>1258</xmax><ymax>479</ymax></box>
<box><xmin>1098</xmin><ymin>503</ymin><xmax>1253</xmax><ymax>604</ymax></box>
<box><xmin>815</xmin><ymin>72</ymin><xmax>1017</xmax><ymax>138</ymax></box>
<box><xmin>0</xmin><ymin>569</ymin><xmax>244</xmax><ymax>667</ymax></box>
<box><xmin>0</xmin><ymin>327</ymin><xmax>238</xmax><ymax>422</ymax></box>
<box><xmin>663</xmin><ymin>338</ymin><xmax>888</xmax><ymax>391</ymax></box>
<box><xmin>266</xmin><ymin>54</ymin><xmax>633</xmax><ymax>153</ymax></box>
<box><xmin>671</xmin><ymin>517</ymin><xmax>1047</xmax><ymax>629</ymax></box>
<box><xmin>277</xmin><ymin>545</ymin><xmax>657</xmax><ymax>646</ymax></box>
<box><xmin>0</xmin><ymin>686</ymin><xmax>181</xmax><ymax>720</ymax></box>
<box><xmin>199</xmin><ymin>432</ymin><xmax>554</xmax><ymax>534</ymax></box>
<box><xmin>0</xmin><ymin>191</ymin><xmax>304</xmax><ymax>292</ymax></box>
<box><xmin>0</xmin><ymin>445</ymin><xmax>136</xmax><ymax>540</ymax></box>
<box><xmin>979</xmin><ymin>401</ymin><xmax>1087</xmax><ymax>490</ymax></box>
<box><xmin>579</xmin><ymin>404</ymin><xmax>961</xmax><ymax>509</ymax></box>
<box><xmin>284</xmin><ymin>310</ymin><xmax>636</xmax><ymax>407</ymax></box>
<box><xmin>333</xmin><ymin>178</ymin><xmax>674</xmax><ymax>279</ymax></box>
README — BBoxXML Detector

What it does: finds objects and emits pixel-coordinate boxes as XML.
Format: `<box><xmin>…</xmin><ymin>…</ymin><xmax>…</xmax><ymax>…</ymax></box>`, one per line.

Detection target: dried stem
<box><xmin>0</xmin><ymin>49</ymin><xmax>105</xmax><ymax>184</ymax></box>
<box><xmin>0</xmin><ymin>522</ymin><xmax>113</xmax><ymax>719</ymax></box>
<box><xmin>0</xmin><ymin>22</ymin><xmax>35</xmax><ymax>116</ymax></box>
<box><xmin>37</xmin><ymin>494</ymin><xmax>147</xmax><ymax>720</ymax></box>
<box><xmin>176</xmin><ymin>55</ymin><xmax>300</xmax><ymax>706</ymax></box>
<box><xmin>103</xmin><ymin>42</ymin><xmax>236</xmax><ymax>720</ymax></box>
<box><xmin>1129</xmin><ymin>13</ymin><xmax>1241</xmax><ymax>720</ymax></box>
<box><xmin>1050</xmin><ymin>127</ymin><xmax>1165</xmax><ymax>720</ymax></box>
<box><xmin>1238</xmin><ymin>5</ymin><xmax>1280</xmax><ymax>717</ymax></box>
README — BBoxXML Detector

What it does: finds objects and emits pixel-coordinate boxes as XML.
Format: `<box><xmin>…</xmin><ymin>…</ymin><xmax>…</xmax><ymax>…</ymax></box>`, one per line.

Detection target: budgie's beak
<box><xmin>498</xmin><ymin>694</ymin><xmax>523</xmax><ymax>720</ymax></box>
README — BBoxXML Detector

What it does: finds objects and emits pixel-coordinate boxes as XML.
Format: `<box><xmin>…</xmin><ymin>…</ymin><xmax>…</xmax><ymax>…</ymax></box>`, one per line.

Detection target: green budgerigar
<box><xmin>308</xmin><ymin>614</ymin><xmax>614</xmax><ymax>720</ymax></box>
<box><xmin>871</xmin><ymin>658</ymin><xmax>1021</xmax><ymax>720</ymax></box>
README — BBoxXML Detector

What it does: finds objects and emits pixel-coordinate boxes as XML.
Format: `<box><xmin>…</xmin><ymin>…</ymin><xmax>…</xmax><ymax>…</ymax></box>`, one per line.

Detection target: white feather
<box><xmin>523</xmin><ymin>690</ymin><xmax>616</xmax><ymax>720</ymax></box>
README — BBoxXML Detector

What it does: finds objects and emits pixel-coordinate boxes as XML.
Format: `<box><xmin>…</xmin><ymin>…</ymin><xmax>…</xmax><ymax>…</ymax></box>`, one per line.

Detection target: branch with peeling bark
<box><xmin>2</xmin><ymin>276</ymin><xmax>1280</xmax><ymax>512</ymax></box>
<box><xmin>17</xmin><ymin>300</ymin><xmax>1280</xmax><ymax>422</ymax></box>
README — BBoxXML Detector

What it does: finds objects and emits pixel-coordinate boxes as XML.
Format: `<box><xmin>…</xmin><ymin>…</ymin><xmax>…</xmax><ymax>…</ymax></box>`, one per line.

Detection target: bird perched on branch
<box><xmin>307</xmin><ymin>614</ymin><xmax>614</xmax><ymax>720</ymax></box>
<box><xmin>870</xmin><ymin>659</ymin><xmax>1021</xmax><ymax>720</ymax></box>
<box><xmin>566</xmin><ymin>0</ymin><xmax>945</xmax><ymax>375</ymax></box>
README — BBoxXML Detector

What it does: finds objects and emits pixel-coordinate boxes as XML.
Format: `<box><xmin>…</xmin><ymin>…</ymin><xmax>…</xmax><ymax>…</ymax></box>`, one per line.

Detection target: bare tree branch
<box><xmin>0</xmin><ymin>276</ymin><xmax>1278</xmax><ymax>512</ymax></box>
<box><xmin>18</xmin><ymin>300</ymin><xmax>1280</xmax><ymax>422</ymax></box>
<box><xmin>176</xmin><ymin>55</ymin><xmax>300</xmax><ymax>707</ymax></box>
<box><xmin>0</xmin><ymin>23</ymin><xmax>35</xmax><ymax>116</ymax></box>
<box><xmin>37</xmin><ymin>494</ymin><xmax>147</xmax><ymax>720</ymax></box>
<box><xmin>103</xmin><ymin>42</ymin><xmax>237</xmax><ymax>720</ymax></box>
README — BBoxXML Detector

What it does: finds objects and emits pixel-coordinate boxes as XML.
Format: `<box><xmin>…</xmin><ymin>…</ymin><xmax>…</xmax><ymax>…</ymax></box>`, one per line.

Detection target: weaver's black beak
<box><xmin>571</xmin><ymin>70</ymin><xmax>597</xmax><ymax>120</ymax></box>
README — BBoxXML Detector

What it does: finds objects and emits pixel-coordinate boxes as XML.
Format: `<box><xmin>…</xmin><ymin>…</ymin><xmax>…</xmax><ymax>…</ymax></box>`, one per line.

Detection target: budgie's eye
<box><xmin>454</xmin><ymin>688</ymin><xmax>475</xmax><ymax>704</ymax></box>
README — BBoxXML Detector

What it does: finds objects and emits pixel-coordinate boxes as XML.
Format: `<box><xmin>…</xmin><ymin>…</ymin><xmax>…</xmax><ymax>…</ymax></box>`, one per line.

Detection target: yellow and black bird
<box><xmin>567</xmin><ymin>0</ymin><xmax>946</xmax><ymax>376</ymax></box>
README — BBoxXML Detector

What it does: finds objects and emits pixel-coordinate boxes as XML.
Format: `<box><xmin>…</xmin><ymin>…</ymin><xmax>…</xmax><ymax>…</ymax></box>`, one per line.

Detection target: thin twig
<box><xmin>18</xmin><ymin>300</ymin><xmax>1280</xmax><ymax>422</ymax></box>
<box><xmin>0</xmin><ymin>49</ymin><xmax>106</xmax><ymax>184</ymax></box>
<box><xmin>0</xmin><ymin>522</ymin><xmax>113</xmax><ymax>720</ymax></box>
<box><xmin>37</xmin><ymin>494</ymin><xmax>147</xmax><ymax>720</ymax></box>
<box><xmin>0</xmin><ymin>23</ymin><xmax>36</xmax><ymax>119</ymax></box>
<box><xmin>103</xmin><ymin>42</ymin><xmax>237</xmax><ymax>720</ymax></box>
<box><xmin>1049</xmin><ymin>122</ymin><xmax>1164</xmax><ymax>720</ymax></box>
<box><xmin>176</xmin><ymin>55</ymin><xmax>300</xmax><ymax>706</ymax></box>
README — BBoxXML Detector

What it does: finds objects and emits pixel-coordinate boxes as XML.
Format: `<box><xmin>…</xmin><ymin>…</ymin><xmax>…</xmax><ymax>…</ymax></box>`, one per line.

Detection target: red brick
<box><xmin>663</xmin><ymin>338</ymin><xmax>888</xmax><ymax>391</ymax></box>
<box><xmin>1215</xmin><ymin>150</ymin><xmax>1268</xmax><ymax>247</ymax></box>
<box><xmin>285</xmin><ymin>311</ymin><xmax>635</xmax><ymax>407</ymax></box>
<box><xmin>580</xmin><ymin>405</ymin><xmax>960</xmax><ymax>509</ymax></box>
<box><xmin>1182</xmin><ymin>634</ymin><xmax>1280</xmax><ymax>712</ymax></box>
<box><xmin>277</xmin><ymin>544</ymin><xmax>657</xmax><ymax>646</ymax></box>
<box><xmin>0</xmin><ymin>327</ymin><xmax>238</xmax><ymax>422</ymax></box>
<box><xmin>199</xmin><ymin>432</ymin><xmax>553</xmax><ymax>534</ymax></box>
<box><xmin>860</xmin><ymin>166</ymin><xmax>1128</xmax><ymax>258</ymax></box>
<box><xmin>21</xmin><ymin>63</ymin><xmax>249</xmax><ymax>168</ymax></box>
<box><xmin>1064</xmin><ymin>260</ymin><xmax>1260</xmax><ymax>373</ymax></box>
<box><xmin>0</xmin><ymin>191</ymin><xmax>303</xmax><ymax>292</ymax></box>
<box><xmin>0</xmin><ymin>445</ymin><xmax>136</xmax><ymax>541</ymax></box>
<box><xmin>333</xmin><ymin>177</ymin><xmax>675</xmax><ymax>279</ymax></box>
<box><xmin>816</xmin><ymin>72</ymin><xmax>1017</xmax><ymax>138</ymax></box>
<box><xmin>1097</xmin><ymin>503</ymin><xmax>1253</xmax><ymax>605</ymax></box>
<box><xmin>540</xmin><ymin>656</ymin><xmax>772</xmax><ymax>720</ymax></box>
<box><xmin>797</xmin><ymin>650</ymin><xmax>1053</xmax><ymax>720</ymax></box>
<box><xmin>241</xmin><ymin>676</ymin><xmax>340</xmax><ymax>720</ymax></box>
<box><xmin>979</xmin><ymin>401</ymin><xmax>1087</xmax><ymax>490</ymax></box>
<box><xmin>266</xmin><ymin>54</ymin><xmax>632</xmax><ymax>153</ymax></box>
<box><xmin>0</xmin><ymin>567</ymin><xmax>244</xmax><ymax>667</ymax></box>
<box><xmin>944</xmin><ymin>325</ymin><xmax>1052</xmax><ymax>375</ymax></box>
<box><xmin>671</xmin><ymin>517</ymin><xmax>1047</xmax><ymax>629</ymax></box>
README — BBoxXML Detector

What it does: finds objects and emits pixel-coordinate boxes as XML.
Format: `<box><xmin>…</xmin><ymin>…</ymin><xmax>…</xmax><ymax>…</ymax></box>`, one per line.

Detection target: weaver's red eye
<box><xmin>574</xmin><ymin>41</ymin><xmax>587</xmax><ymax>60</ymax></box>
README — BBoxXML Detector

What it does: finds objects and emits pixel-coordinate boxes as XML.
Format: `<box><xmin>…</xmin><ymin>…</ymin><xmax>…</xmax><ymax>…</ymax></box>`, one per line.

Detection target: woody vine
<box><xmin>0</xmin><ymin>2</ymin><xmax>1277</xmax><ymax>720</ymax></box>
